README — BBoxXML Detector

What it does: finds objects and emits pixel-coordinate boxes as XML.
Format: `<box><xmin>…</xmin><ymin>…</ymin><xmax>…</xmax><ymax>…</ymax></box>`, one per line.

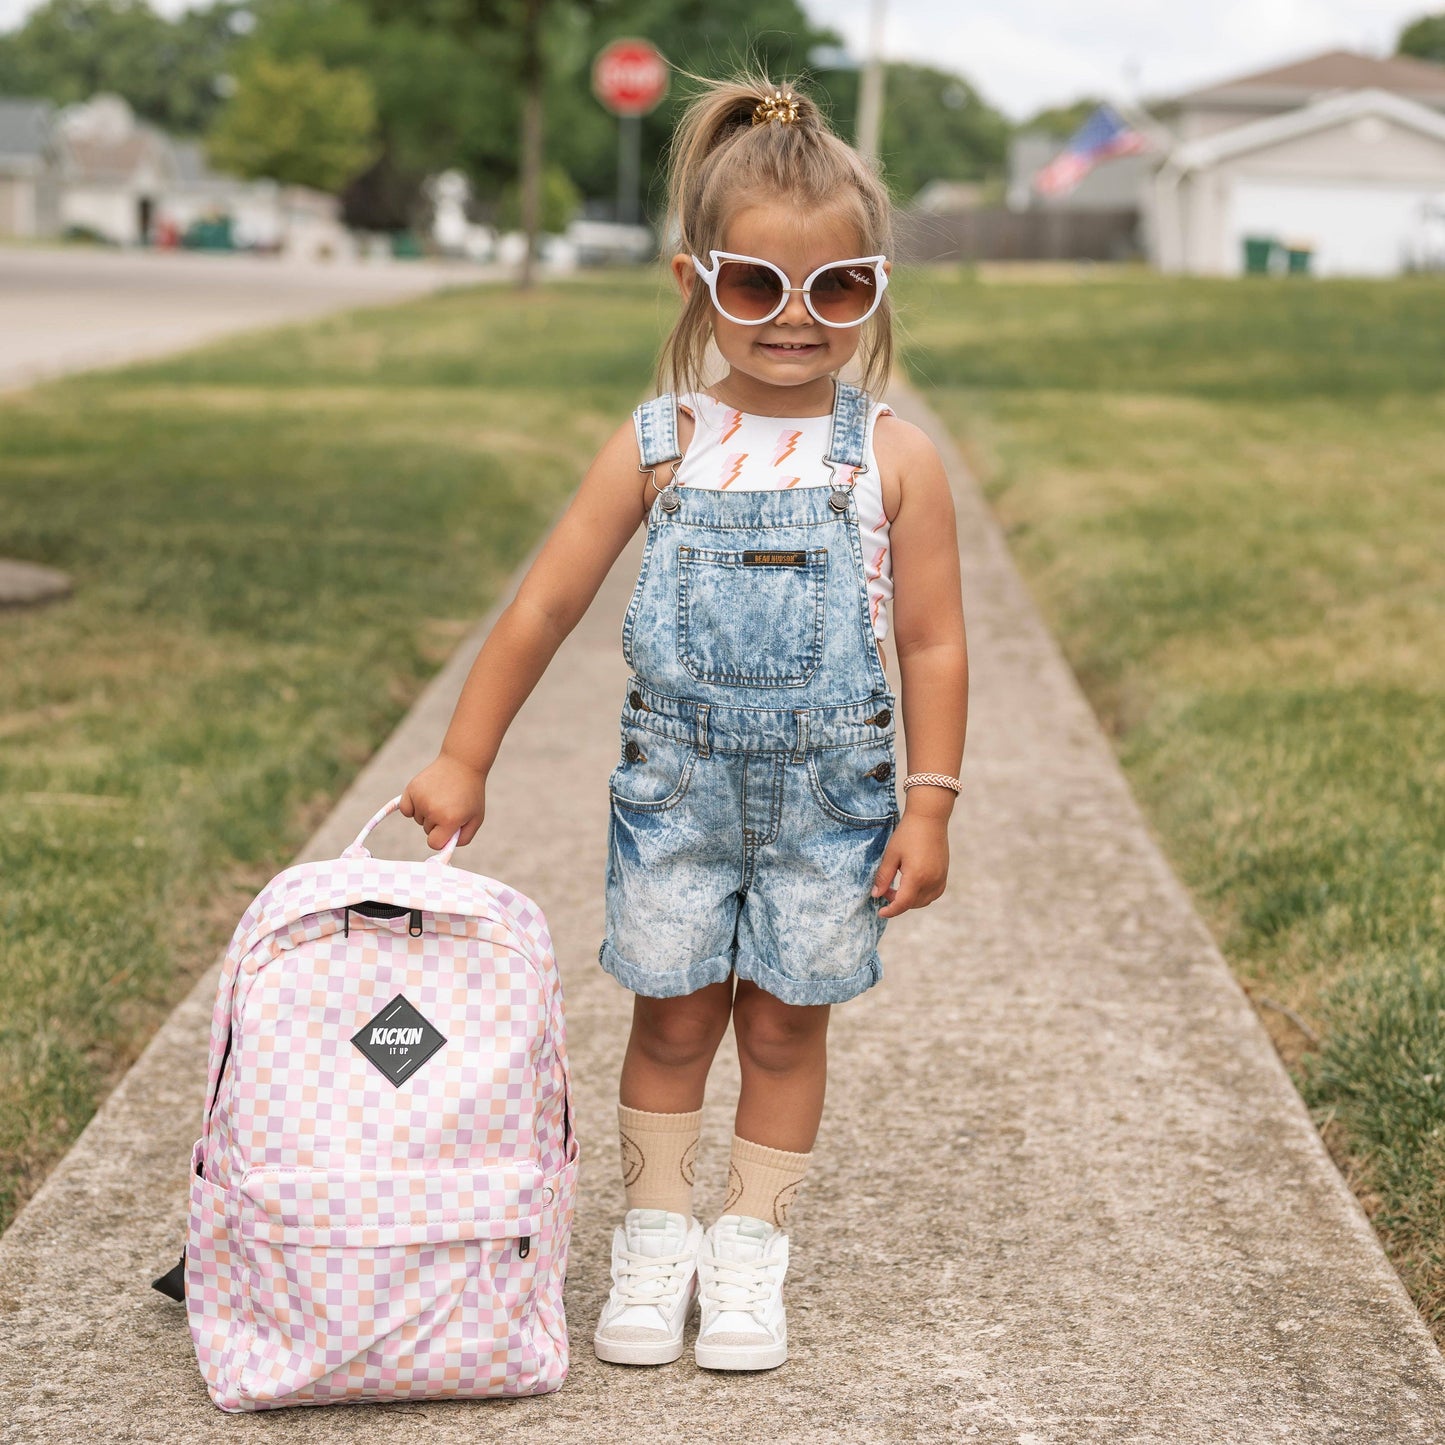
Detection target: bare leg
<box><xmin>619</xmin><ymin>979</ymin><xmax>734</xmax><ymax>1113</ymax></box>
<box><xmin>731</xmin><ymin>980</ymin><xmax>831</xmax><ymax>1153</ymax></box>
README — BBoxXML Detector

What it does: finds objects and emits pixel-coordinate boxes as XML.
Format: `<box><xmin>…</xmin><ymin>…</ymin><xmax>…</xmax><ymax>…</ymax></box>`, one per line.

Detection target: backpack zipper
<box><xmin>343</xmin><ymin>903</ymin><xmax>425</xmax><ymax>937</ymax></box>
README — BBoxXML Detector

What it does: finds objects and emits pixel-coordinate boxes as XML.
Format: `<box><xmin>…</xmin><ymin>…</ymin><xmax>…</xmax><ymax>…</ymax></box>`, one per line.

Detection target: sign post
<box><xmin>592</xmin><ymin>39</ymin><xmax>669</xmax><ymax>227</ymax></box>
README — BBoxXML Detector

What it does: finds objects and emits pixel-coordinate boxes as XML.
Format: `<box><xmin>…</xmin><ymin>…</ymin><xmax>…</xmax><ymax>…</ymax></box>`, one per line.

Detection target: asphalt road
<box><xmin>0</xmin><ymin>245</ymin><xmax>496</xmax><ymax>393</ymax></box>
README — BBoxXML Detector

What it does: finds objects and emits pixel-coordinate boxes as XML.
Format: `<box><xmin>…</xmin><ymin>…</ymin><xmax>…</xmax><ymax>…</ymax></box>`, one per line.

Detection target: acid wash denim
<box><xmin>598</xmin><ymin>382</ymin><xmax>899</xmax><ymax>1007</ymax></box>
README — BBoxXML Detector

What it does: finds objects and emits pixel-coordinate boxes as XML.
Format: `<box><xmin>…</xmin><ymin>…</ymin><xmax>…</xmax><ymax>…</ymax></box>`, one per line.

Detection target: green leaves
<box><xmin>206</xmin><ymin>51</ymin><xmax>380</xmax><ymax>192</ymax></box>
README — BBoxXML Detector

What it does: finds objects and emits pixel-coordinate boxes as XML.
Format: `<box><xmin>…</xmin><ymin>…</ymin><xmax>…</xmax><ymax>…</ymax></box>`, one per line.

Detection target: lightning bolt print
<box><xmin>719</xmin><ymin>453</ymin><xmax>747</xmax><ymax>488</ymax></box>
<box><xmin>720</xmin><ymin>409</ymin><xmax>743</xmax><ymax>443</ymax></box>
<box><xmin>773</xmin><ymin>430</ymin><xmax>803</xmax><ymax>468</ymax></box>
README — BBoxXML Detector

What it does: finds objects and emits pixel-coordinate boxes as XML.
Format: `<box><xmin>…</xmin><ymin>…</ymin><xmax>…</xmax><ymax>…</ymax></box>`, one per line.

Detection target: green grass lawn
<box><xmin>0</xmin><ymin>273</ymin><xmax>667</xmax><ymax>1231</ymax></box>
<box><xmin>6</xmin><ymin>260</ymin><xmax>1444</xmax><ymax>1344</ymax></box>
<box><xmin>897</xmin><ymin>263</ymin><xmax>1445</xmax><ymax>1335</ymax></box>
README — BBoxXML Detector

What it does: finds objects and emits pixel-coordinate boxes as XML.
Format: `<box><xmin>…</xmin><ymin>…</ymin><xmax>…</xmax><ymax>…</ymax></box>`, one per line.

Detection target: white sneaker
<box><xmin>694</xmin><ymin>1215</ymin><xmax>789</xmax><ymax>1371</ymax></box>
<box><xmin>593</xmin><ymin>1208</ymin><xmax>703</xmax><ymax>1366</ymax></box>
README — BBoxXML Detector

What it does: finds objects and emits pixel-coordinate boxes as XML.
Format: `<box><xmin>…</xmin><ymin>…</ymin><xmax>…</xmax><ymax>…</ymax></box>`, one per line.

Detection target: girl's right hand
<box><xmin>399</xmin><ymin>753</ymin><xmax>487</xmax><ymax>852</ymax></box>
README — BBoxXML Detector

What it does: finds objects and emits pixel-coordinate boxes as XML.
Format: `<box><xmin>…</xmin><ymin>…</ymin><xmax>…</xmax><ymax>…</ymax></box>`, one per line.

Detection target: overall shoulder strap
<box><xmin>825</xmin><ymin>379</ymin><xmax>871</xmax><ymax>472</ymax></box>
<box><xmin>632</xmin><ymin>393</ymin><xmax>682</xmax><ymax>470</ymax></box>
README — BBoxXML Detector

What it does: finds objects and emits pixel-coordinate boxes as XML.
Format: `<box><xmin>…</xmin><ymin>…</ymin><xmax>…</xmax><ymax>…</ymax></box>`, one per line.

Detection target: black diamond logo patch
<box><xmin>351</xmin><ymin>995</ymin><xmax>447</xmax><ymax>1087</ymax></box>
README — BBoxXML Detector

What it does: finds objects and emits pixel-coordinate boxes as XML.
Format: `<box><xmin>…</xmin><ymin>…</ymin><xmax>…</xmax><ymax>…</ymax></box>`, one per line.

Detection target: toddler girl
<box><xmin>401</xmin><ymin>69</ymin><xmax>968</xmax><ymax>1373</ymax></box>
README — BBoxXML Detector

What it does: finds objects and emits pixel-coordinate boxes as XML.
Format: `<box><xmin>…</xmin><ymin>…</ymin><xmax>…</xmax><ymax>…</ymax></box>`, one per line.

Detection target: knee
<box><xmin>734</xmin><ymin>991</ymin><xmax>828</xmax><ymax>1075</ymax></box>
<box><xmin>631</xmin><ymin>993</ymin><xmax>729</xmax><ymax>1071</ymax></box>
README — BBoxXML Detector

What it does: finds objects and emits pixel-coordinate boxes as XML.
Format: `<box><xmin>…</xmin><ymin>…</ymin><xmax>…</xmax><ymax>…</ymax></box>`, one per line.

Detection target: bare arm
<box><xmin>868</xmin><ymin>415</ymin><xmax>969</xmax><ymax>915</ymax></box>
<box><xmin>401</xmin><ymin>415</ymin><xmax>653</xmax><ymax>849</ymax></box>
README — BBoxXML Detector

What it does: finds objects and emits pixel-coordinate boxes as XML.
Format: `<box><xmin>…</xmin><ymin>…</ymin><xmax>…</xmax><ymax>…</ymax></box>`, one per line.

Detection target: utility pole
<box><xmin>856</xmin><ymin>0</ymin><xmax>886</xmax><ymax>164</ymax></box>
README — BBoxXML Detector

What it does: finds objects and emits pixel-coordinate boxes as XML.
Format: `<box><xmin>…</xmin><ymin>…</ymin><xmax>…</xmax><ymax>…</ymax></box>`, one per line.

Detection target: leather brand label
<box><xmin>742</xmin><ymin>550</ymin><xmax>807</xmax><ymax>566</ymax></box>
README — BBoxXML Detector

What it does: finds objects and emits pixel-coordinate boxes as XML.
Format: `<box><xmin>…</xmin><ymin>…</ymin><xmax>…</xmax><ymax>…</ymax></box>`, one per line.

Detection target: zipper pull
<box><xmin>409</xmin><ymin>908</ymin><xmax>423</xmax><ymax>937</ymax></box>
<box><xmin>518</xmin><ymin>1235</ymin><xmax>531</xmax><ymax>1260</ymax></box>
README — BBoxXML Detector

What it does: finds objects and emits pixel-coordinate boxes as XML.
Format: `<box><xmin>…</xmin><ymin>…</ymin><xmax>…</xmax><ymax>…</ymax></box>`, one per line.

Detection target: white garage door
<box><xmin>1227</xmin><ymin>177</ymin><xmax>1445</xmax><ymax>277</ymax></box>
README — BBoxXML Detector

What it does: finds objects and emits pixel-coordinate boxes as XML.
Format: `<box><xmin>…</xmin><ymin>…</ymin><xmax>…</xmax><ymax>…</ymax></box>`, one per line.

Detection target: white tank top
<box><xmin>676</xmin><ymin>390</ymin><xmax>895</xmax><ymax>642</ymax></box>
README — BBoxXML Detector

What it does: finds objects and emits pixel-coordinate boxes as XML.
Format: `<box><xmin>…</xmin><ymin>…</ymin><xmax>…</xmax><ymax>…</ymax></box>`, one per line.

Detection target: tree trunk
<box><xmin>517</xmin><ymin>0</ymin><xmax>545</xmax><ymax>290</ymax></box>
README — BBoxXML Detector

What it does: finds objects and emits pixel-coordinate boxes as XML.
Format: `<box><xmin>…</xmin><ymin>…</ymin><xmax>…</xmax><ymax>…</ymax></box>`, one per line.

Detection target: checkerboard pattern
<box><xmin>183</xmin><ymin>851</ymin><xmax>578</xmax><ymax>1412</ymax></box>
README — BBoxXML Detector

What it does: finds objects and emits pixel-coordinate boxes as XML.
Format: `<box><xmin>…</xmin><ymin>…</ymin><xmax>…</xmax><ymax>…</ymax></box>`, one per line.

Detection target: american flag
<box><xmin>1033</xmin><ymin>103</ymin><xmax>1150</xmax><ymax>197</ymax></box>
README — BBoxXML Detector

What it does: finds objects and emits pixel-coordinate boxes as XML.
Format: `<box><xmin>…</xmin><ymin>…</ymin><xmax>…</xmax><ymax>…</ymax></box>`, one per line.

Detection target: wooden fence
<box><xmin>896</xmin><ymin>207</ymin><xmax>1143</xmax><ymax>264</ymax></box>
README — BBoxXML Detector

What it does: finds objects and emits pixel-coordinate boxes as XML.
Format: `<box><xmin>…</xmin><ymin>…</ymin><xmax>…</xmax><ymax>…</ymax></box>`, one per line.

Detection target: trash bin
<box><xmin>183</xmin><ymin>215</ymin><xmax>235</xmax><ymax>251</ymax></box>
<box><xmin>1243</xmin><ymin>235</ymin><xmax>1280</xmax><ymax>275</ymax></box>
<box><xmin>1284</xmin><ymin>242</ymin><xmax>1314</xmax><ymax>276</ymax></box>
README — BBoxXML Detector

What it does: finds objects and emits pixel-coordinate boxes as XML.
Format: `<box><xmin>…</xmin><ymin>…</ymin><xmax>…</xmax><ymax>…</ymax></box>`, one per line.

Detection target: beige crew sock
<box><xmin>723</xmin><ymin>1134</ymin><xmax>813</xmax><ymax>1229</ymax></box>
<box><xmin>617</xmin><ymin>1104</ymin><xmax>703</xmax><ymax>1217</ymax></box>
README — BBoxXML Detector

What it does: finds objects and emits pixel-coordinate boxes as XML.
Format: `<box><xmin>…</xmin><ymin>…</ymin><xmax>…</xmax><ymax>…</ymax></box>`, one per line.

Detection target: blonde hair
<box><xmin>657</xmin><ymin>67</ymin><xmax>895</xmax><ymax>399</ymax></box>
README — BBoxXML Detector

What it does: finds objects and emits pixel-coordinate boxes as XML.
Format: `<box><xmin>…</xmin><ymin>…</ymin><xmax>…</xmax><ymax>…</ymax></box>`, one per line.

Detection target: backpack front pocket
<box><xmin>676</xmin><ymin>545</ymin><xmax>827</xmax><ymax>687</ymax></box>
<box><xmin>235</xmin><ymin>1161</ymin><xmax>547</xmax><ymax>1407</ymax></box>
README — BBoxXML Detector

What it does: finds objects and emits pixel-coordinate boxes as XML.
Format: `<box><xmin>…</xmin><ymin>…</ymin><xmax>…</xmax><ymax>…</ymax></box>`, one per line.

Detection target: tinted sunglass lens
<box><xmin>714</xmin><ymin>262</ymin><xmax>784</xmax><ymax>321</ymax></box>
<box><xmin>809</xmin><ymin>264</ymin><xmax>879</xmax><ymax>323</ymax></box>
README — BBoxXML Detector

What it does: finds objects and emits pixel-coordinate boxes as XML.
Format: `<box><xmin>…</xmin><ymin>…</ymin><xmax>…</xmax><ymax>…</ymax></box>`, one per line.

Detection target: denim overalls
<box><xmin>598</xmin><ymin>379</ymin><xmax>899</xmax><ymax>1006</ymax></box>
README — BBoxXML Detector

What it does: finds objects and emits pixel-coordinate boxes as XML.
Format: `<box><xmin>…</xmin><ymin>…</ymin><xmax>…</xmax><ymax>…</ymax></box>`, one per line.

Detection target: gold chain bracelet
<box><xmin>902</xmin><ymin>772</ymin><xmax>962</xmax><ymax>794</ymax></box>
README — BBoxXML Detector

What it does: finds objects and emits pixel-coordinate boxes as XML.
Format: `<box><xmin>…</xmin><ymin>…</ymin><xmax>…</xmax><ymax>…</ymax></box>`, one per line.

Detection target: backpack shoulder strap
<box><xmin>632</xmin><ymin>393</ymin><xmax>682</xmax><ymax>471</ymax></box>
<box><xmin>824</xmin><ymin>379</ymin><xmax>872</xmax><ymax>472</ymax></box>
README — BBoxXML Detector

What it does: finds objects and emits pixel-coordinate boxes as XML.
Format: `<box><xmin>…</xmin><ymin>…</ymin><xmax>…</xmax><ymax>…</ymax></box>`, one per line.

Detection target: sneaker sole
<box><xmin>694</xmin><ymin>1333</ymin><xmax>788</xmax><ymax>1371</ymax></box>
<box><xmin>593</xmin><ymin>1333</ymin><xmax>687</xmax><ymax>1366</ymax></box>
<box><xmin>593</xmin><ymin>1274</ymin><xmax>698</xmax><ymax>1367</ymax></box>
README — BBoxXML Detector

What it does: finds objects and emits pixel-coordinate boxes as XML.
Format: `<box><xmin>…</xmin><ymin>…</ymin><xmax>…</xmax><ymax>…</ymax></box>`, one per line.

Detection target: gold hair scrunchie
<box><xmin>752</xmin><ymin>88</ymin><xmax>800</xmax><ymax>126</ymax></box>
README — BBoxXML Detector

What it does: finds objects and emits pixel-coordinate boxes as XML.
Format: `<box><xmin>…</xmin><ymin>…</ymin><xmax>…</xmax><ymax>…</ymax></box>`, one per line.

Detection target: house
<box><xmin>1142</xmin><ymin>49</ymin><xmax>1445</xmax><ymax>276</ymax></box>
<box><xmin>56</xmin><ymin>93</ymin><xmax>176</xmax><ymax>244</ymax></box>
<box><xmin>0</xmin><ymin>98</ymin><xmax>62</xmax><ymax>238</ymax></box>
<box><xmin>163</xmin><ymin>138</ymin><xmax>354</xmax><ymax>258</ymax></box>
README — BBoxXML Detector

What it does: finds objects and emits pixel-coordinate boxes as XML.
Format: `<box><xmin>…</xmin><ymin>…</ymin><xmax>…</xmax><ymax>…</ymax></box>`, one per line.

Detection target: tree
<box><xmin>549</xmin><ymin>0</ymin><xmax>837</xmax><ymax>219</ymax></box>
<box><xmin>368</xmin><ymin>0</ymin><xmax>600</xmax><ymax>289</ymax></box>
<box><xmin>498</xmin><ymin>161</ymin><xmax>581</xmax><ymax>231</ymax></box>
<box><xmin>1398</xmin><ymin>12</ymin><xmax>1445</xmax><ymax>63</ymax></box>
<box><xmin>1019</xmin><ymin>97</ymin><xmax>1107</xmax><ymax>139</ymax></box>
<box><xmin>238</xmin><ymin>0</ymin><xmax>515</xmax><ymax>228</ymax></box>
<box><xmin>207</xmin><ymin>53</ymin><xmax>380</xmax><ymax>193</ymax></box>
<box><xmin>0</xmin><ymin>0</ymin><xmax>249</xmax><ymax>135</ymax></box>
<box><xmin>816</xmin><ymin>61</ymin><xmax>1012</xmax><ymax>200</ymax></box>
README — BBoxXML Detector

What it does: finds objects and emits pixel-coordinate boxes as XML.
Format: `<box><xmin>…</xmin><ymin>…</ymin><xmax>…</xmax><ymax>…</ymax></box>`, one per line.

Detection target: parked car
<box><xmin>565</xmin><ymin>218</ymin><xmax>655</xmax><ymax>266</ymax></box>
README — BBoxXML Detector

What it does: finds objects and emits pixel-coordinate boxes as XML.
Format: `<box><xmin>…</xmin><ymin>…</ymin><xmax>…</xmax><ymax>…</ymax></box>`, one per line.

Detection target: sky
<box><xmin>0</xmin><ymin>0</ymin><xmax>1436</xmax><ymax>122</ymax></box>
<box><xmin>817</xmin><ymin>0</ymin><xmax>1435</xmax><ymax>120</ymax></box>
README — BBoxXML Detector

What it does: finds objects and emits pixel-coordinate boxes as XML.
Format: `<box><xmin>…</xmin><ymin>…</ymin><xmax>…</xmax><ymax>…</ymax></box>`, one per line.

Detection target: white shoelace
<box><xmin>700</xmin><ymin>1251</ymin><xmax>777</xmax><ymax>1313</ymax></box>
<box><xmin>611</xmin><ymin>1246</ymin><xmax>695</xmax><ymax>1309</ymax></box>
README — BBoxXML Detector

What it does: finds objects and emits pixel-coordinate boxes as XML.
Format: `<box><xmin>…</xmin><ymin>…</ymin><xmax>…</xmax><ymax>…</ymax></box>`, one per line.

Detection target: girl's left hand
<box><xmin>870</xmin><ymin>813</ymin><xmax>949</xmax><ymax>917</ymax></box>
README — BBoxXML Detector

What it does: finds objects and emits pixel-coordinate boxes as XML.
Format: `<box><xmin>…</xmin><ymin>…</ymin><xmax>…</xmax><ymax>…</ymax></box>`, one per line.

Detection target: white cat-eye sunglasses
<box><xmin>690</xmin><ymin>250</ymin><xmax>890</xmax><ymax>328</ymax></box>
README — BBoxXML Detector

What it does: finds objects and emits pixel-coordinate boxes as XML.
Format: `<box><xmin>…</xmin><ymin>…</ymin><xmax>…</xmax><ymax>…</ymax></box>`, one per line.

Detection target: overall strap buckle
<box><xmin>822</xmin><ymin>378</ymin><xmax>871</xmax><ymax>511</ymax></box>
<box><xmin>633</xmin><ymin>393</ymin><xmax>684</xmax><ymax>513</ymax></box>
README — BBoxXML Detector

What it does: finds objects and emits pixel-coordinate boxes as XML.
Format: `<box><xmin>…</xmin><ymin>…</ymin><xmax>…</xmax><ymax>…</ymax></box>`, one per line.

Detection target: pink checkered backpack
<box><xmin>152</xmin><ymin>796</ymin><xmax>579</xmax><ymax>1412</ymax></box>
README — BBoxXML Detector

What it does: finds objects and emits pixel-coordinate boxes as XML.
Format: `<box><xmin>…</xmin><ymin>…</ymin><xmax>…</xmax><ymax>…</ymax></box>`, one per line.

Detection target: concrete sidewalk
<box><xmin>2</xmin><ymin>379</ymin><xmax>1442</xmax><ymax>1443</ymax></box>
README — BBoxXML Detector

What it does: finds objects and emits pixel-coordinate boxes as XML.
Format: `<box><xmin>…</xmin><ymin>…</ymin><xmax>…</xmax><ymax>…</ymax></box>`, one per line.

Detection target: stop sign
<box><xmin>592</xmin><ymin>38</ymin><xmax>669</xmax><ymax>118</ymax></box>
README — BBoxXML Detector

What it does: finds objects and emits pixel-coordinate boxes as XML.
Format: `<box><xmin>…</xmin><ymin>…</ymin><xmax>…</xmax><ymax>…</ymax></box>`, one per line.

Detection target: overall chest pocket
<box><xmin>676</xmin><ymin>545</ymin><xmax>827</xmax><ymax>687</ymax></box>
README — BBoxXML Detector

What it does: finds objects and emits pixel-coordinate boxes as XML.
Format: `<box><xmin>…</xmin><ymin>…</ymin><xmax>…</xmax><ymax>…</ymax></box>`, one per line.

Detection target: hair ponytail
<box><xmin>656</xmin><ymin>66</ymin><xmax>895</xmax><ymax>399</ymax></box>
